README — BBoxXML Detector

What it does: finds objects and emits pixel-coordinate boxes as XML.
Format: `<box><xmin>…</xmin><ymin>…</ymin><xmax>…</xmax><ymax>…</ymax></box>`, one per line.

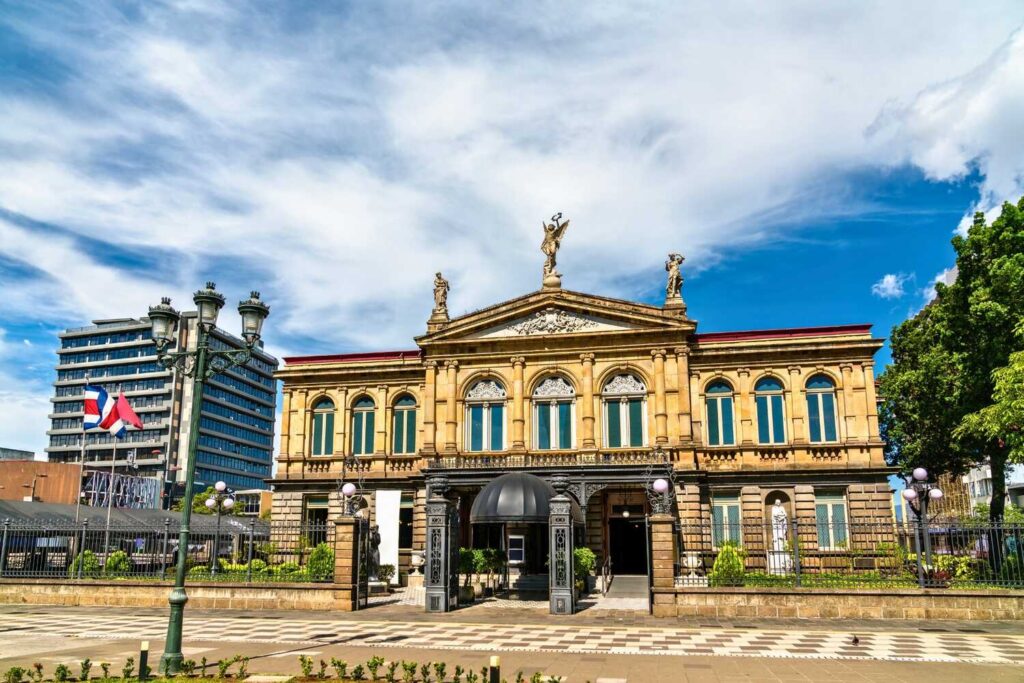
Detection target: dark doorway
<box><xmin>608</xmin><ymin>516</ymin><xmax>649</xmax><ymax>575</ymax></box>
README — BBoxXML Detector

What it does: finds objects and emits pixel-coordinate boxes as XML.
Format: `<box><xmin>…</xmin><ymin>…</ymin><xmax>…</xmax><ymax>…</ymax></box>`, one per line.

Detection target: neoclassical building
<box><xmin>272</xmin><ymin>229</ymin><xmax>891</xmax><ymax>583</ymax></box>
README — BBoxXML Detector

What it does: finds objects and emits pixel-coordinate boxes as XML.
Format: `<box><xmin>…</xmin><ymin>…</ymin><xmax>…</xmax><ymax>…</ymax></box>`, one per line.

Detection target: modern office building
<box><xmin>0</xmin><ymin>447</ymin><xmax>35</xmax><ymax>461</ymax></box>
<box><xmin>45</xmin><ymin>313</ymin><xmax>278</xmax><ymax>507</ymax></box>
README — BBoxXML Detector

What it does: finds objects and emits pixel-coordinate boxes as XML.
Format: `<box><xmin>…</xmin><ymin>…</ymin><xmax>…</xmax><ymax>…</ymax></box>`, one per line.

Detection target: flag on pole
<box><xmin>83</xmin><ymin>384</ymin><xmax>142</xmax><ymax>437</ymax></box>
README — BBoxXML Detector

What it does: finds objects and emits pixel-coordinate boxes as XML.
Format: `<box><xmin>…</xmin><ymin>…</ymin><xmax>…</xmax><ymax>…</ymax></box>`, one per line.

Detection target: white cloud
<box><xmin>871</xmin><ymin>273</ymin><xmax>910</xmax><ymax>300</ymax></box>
<box><xmin>923</xmin><ymin>267</ymin><xmax>959</xmax><ymax>302</ymax></box>
<box><xmin>0</xmin><ymin>329</ymin><xmax>52</xmax><ymax>455</ymax></box>
<box><xmin>0</xmin><ymin>2</ymin><xmax>1021</xmax><ymax>361</ymax></box>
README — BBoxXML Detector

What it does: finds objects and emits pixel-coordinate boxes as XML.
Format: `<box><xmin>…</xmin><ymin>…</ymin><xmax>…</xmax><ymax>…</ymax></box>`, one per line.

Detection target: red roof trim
<box><xmin>283</xmin><ymin>350</ymin><xmax>422</xmax><ymax>365</ymax></box>
<box><xmin>694</xmin><ymin>324</ymin><xmax>873</xmax><ymax>343</ymax></box>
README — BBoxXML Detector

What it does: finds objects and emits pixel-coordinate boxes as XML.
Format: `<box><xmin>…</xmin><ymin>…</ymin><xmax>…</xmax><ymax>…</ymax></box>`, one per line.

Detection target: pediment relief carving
<box><xmin>469</xmin><ymin>307</ymin><xmax>637</xmax><ymax>339</ymax></box>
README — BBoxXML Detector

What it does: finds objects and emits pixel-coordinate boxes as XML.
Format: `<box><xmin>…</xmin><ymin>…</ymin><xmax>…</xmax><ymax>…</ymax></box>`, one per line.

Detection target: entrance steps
<box><xmin>507</xmin><ymin>573</ymin><xmax>549</xmax><ymax>599</ymax></box>
<box><xmin>604</xmin><ymin>574</ymin><xmax>649</xmax><ymax>598</ymax></box>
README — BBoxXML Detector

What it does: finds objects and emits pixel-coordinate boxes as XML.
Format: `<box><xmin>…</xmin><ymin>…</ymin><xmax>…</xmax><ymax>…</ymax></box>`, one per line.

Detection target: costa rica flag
<box><xmin>83</xmin><ymin>384</ymin><xmax>143</xmax><ymax>437</ymax></box>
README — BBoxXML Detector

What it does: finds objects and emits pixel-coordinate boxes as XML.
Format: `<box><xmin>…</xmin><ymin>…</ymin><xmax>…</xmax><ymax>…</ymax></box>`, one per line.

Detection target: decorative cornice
<box><xmin>506</xmin><ymin>307</ymin><xmax>599</xmax><ymax>335</ymax></box>
<box><xmin>602</xmin><ymin>373</ymin><xmax>646</xmax><ymax>395</ymax></box>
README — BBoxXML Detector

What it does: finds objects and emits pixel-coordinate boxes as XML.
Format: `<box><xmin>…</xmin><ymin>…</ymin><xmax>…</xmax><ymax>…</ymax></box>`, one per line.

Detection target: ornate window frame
<box><xmin>310</xmin><ymin>397</ymin><xmax>335</xmax><ymax>456</ymax></box>
<box><xmin>805</xmin><ymin>374</ymin><xmax>840</xmax><ymax>444</ymax></box>
<box><xmin>392</xmin><ymin>394</ymin><xmax>417</xmax><ymax>455</ymax></box>
<box><xmin>601</xmin><ymin>374</ymin><xmax>648</xmax><ymax>448</ymax></box>
<box><xmin>465</xmin><ymin>379</ymin><xmax>507</xmax><ymax>452</ymax></box>
<box><xmin>754</xmin><ymin>376</ymin><xmax>786</xmax><ymax>445</ymax></box>
<box><xmin>531</xmin><ymin>375</ymin><xmax>576</xmax><ymax>451</ymax></box>
<box><xmin>704</xmin><ymin>380</ymin><xmax>736</xmax><ymax>447</ymax></box>
<box><xmin>351</xmin><ymin>395</ymin><xmax>376</xmax><ymax>456</ymax></box>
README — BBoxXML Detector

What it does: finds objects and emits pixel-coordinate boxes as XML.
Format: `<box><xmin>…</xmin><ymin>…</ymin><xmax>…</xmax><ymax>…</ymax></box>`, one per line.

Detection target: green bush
<box><xmin>573</xmin><ymin>547</ymin><xmax>597</xmax><ymax>577</ymax></box>
<box><xmin>307</xmin><ymin>542</ymin><xmax>335</xmax><ymax>581</ymax></box>
<box><xmin>3</xmin><ymin>667</ymin><xmax>26</xmax><ymax>683</ymax></box>
<box><xmin>277</xmin><ymin>561</ymin><xmax>301</xmax><ymax>574</ymax></box>
<box><xmin>188</xmin><ymin>566</ymin><xmax>211</xmax><ymax>578</ymax></box>
<box><xmin>708</xmin><ymin>542</ymin><xmax>745</xmax><ymax>586</ymax></box>
<box><xmin>103</xmin><ymin>550</ymin><xmax>131</xmax><ymax>576</ymax></box>
<box><xmin>471</xmin><ymin>549</ymin><xmax>488</xmax><ymax>577</ymax></box>
<box><xmin>68</xmin><ymin>550</ymin><xmax>100</xmax><ymax>577</ymax></box>
<box><xmin>249</xmin><ymin>558</ymin><xmax>268</xmax><ymax>573</ymax></box>
<box><xmin>458</xmin><ymin>548</ymin><xmax>476</xmax><ymax>586</ymax></box>
<box><xmin>934</xmin><ymin>555</ymin><xmax>977</xmax><ymax>582</ymax></box>
<box><xmin>378</xmin><ymin>564</ymin><xmax>396</xmax><ymax>583</ymax></box>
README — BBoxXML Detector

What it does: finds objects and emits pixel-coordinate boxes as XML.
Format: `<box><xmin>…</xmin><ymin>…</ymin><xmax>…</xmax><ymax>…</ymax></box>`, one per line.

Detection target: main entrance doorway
<box><xmin>608</xmin><ymin>516</ymin><xmax>648</xmax><ymax>575</ymax></box>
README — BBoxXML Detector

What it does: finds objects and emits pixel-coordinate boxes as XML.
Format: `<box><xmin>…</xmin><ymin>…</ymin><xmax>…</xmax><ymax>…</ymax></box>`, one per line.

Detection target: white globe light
<box><xmin>912</xmin><ymin>467</ymin><xmax>928</xmax><ymax>482</ymax></box>
<box><xmin>222</xmin><ymin>497</ymin><xmax>235</xmax><ymax>509</ymax></box>
<box><xmin>205</xmin><ymin>498</ymin><xmax>216</xmax><ymax>508</ymax></box>
<box><xmin>214</xmin><ymin>480</ymin><xmax>227</xmax><ymax>492</ymax></box>
<box><xmin>901</xmin><ymin>488</ymin><xmax>918</xmax><ymax>501</ymax></box>
<box><xmin>653</xmin><ymin>478</ymin><xmax>670</xmax><ymax>494</ymax></box>
<box><xmin>928</xmin><ymin>488</ymin><xmax>944</xmax><ymax>500</ymax></box>
<box><xmin>622</xmin><ymin>509</ymin><xmax>631</xmax><ymax>518</ymax></box>
<box><xmin>342</xmin><ymin>482</ymin><xmax>357</xmax><ymax>496</ymax></box>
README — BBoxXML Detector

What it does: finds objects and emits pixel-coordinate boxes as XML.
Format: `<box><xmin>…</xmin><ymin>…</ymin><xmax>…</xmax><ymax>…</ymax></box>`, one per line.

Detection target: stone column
<box><xmin>375</xmin><ymin>385</ymin><xmax>389</xmax><ymax>454</ymax></box>
<box><xmin>652</xmin><ymin>349</ymin><xmax>669</xmax><ymax>445</ymax></box>
<box><xmin>863</xmin><ymin>363</ymin><xmax>879</xmax><ymax>439</ymax></box>
<box><xmin>673</xmin><ymin>347</ymin><xmax>692</xmax><ymax>444</ymax></box>
<box><xmin>294</xmin><ymin>389</ymin><xmax>309</xmax><ymax>456</ymax></box>
<box><xmin>689</xmin><ymin>372</ymin><xmax>703</xmax><ymax>446</ymax></box>
<box><xmin>424</xmin><ymin>476</ymin><xmax>459</xmax><ymax>612</ymax></box>
<box><xmin>737</xmin><ymin>368</ymin><xmax>753</xmax><ymax>445</ymax></box>
<box><xmin>333</xmin><ymin>515</ymin><xmax>362</xmax><ymax>611</ymax></box>
<box><xmin>279</xmin><ymin>390</ymin><xmax>292</xmax><ymax>457</ymax></box>
<box><xmin>444</xmin><ymin>361</ymin><xmax>459</xmax><ymax>453</ymax></box>
<box><xmin>788</xmin><ymin>366</ymin><xmax>806</xmax><ymax>443</ymax></box>
<box><xmin>580</xmin><ymin>353</ymin><xmax>596</xmax><ymax>449</ymax></box>
<box><xmin>422</xmin><ymin>361</ymin><xmax>438</xmax><ymax>454</ymax></box>
<box><xmin>650</xmin><ymin>512</ymin><xmax>678</xmax><ymax>617</ymax></box>
<box><xmin>548</xmin><ymin>476</ymin><xmax>575</xmax><ymax>615</ymax></box>
<box><xmin>840</xmin><ymin>363</ymin><xmax>856</xmax><ymax>442</ymax></box>
<box><xmin>333</xmin><ymin>387</ymin><xmax>347</xmax><ymax>456</ymax></box>
<box><xmin>511</xmin><ymin>357</ymin><xmax>526</xmax><ymax>451</ymax></box>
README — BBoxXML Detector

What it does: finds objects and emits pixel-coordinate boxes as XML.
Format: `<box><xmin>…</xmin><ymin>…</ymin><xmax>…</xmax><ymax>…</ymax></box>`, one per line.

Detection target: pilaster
<box><xmin>375</xmin><ymin>384</ymin><xmax>389</xmax><ymax>454</ymax></box>
<box><xmin>333</xmin><ymin>386</ymin><xmax>347</xmax><ymax>455</ymax></box>
<box><xmin>673</xmin><ymin>347</ymin><xmax>692</xmax><ymax>444</ymax></box>
<box><xmin>787</xmin><ymin>366</ymin><xmax>806</xmax><ymax>444</ymax></box>
<box><xmin>422</xmin><ymin>361</ymin><xmax>437</xmax><ymax>454</ymax></box>
<box><xmin>279</xmin><ymin>389</ymin><xmax>292</xmax><ymax>457</ymax></box>
<box><xmin>580</xmin><ymin>353</ymin><xmax>596</xmax><ymax>449</ymax></box>
<box><xmin>511</xmin><ymin>356</ymin><xmax>526</xmax><ymax>451</ymax></box>
<box><xmin>444</xmin><ymin>361</ymin><xmax>459</xmax><ymax>453</ymax></box>
<box><xmin>652</xmin><ymin>349</ymin><xmax>669</xmax><ymax>445</ymax></box>
<box><xmin>737</xmin><ymin>368</ymin><xmax>753</xmax><ymax>445</ymax></box>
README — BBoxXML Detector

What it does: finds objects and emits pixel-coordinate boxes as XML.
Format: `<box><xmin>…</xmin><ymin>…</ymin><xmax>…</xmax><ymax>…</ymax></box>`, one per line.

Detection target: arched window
<box><xmin>310</xmin><ymin>398</ymin><xmax>334</xmax><ymax>456</ymax></box>
<box><xmin>602</xmin><ymin>374</ymin><xmax>646</xmax><ymax>448</ymax></box>
<box><xmin>532</xmin><ymin>376</ymin><xmax>575</xmax><ymax>450</ymax></box>
<box><xmin>351</xmin><ymin>396</ymin><xmax>375</xmax><ymax>455</ymax></box>
<box><xmin>754</xmin><ymin>377</ymin><xmax>786</xmax><ymax>444</ymax></box>
<box><xmin>806</xmin><ymin>375</ymin><xmax>838</xmax><ymax>443</ymax></box>
<box><xmin>465</xmin><ymin>380</ymin><xmax>506</xmax><ymax>452</ymax></box>
<box><xmin>705</xmin><ymin>381</ymin><xmax>735</xmax><ymax>446</ymax></box>
<box><xmin>392</xmin><ymin>395</ymin><xmax>416</xmax><ymax>455</ymax></box>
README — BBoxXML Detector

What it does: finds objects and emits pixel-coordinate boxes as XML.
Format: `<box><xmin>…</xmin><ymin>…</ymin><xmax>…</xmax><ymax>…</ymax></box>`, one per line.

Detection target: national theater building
<box><xmin>271</xmin><ymin>218</ymin><xmax>891</xmax><ymax>583</ymax></box>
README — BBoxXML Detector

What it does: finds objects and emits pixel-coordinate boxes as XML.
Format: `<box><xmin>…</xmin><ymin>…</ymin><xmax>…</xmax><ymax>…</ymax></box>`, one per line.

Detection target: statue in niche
<box><xmin>540</xmin><ymin>213</ymin><xmax>570</xmax><ymax>278</ymax></box>
<box><xmin>368</xmin><ymin>524</ymin><xmax>382</xmax><ymax>581</ymax></box>
<box><xmin>665</xmin><ymin>252</ymin><xmax>685</xmax><ymax>300</ymax></box>
<box><xmin>769</xmin><ymin>498</ymin><xmax>792</xmax><ymax>574</ymax></box>
<box><xmin>432</xmin><ymin>272</ymin><xmax>449</xmax><ymax>315</ymax></box>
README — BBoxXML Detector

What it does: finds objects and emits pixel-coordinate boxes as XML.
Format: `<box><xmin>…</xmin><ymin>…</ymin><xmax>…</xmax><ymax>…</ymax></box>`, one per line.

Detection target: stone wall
<box><xmin>652</xmin><ymin>587</ymin><xmax>1024</xmax><ymax>620</ymax></box>
<box><xmin>0</xmin><ymin>579</ymin><xmax>349</xmax><ymax>611</ymax></box>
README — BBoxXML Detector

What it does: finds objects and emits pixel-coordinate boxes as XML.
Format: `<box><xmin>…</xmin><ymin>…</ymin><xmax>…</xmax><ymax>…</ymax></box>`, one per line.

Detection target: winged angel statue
<box><xmin>541</xmin><ymin>212</ymin><xmax>569</xmax><ymax>278</ymax></box>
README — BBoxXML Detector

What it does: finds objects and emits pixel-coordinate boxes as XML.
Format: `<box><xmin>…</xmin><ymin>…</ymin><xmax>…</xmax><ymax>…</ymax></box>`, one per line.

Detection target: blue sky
<box><xmin>1</xmin><ymin>2</ymin><xmax>1023</xmax><ymax>454</ymax></box>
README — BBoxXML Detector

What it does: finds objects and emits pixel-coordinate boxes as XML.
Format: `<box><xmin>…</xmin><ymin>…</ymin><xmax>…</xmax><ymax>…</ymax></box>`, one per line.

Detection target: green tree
<box><xmin>880</xmin><ymin>197</ymin><xmax>1024</xmax><ymax>522</ymax></box>
<box><xmin>171</xmin><ymin>486</ymin><xmax>241</xmax><ymax>516</ymax></box>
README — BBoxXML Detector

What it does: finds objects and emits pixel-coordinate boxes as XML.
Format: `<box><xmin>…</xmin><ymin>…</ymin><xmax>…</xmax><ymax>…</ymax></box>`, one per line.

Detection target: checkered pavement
<box><xmin>3</xmin><ymin>612</ymin><xmax>1024</xmax><ymax>664</ymax></box>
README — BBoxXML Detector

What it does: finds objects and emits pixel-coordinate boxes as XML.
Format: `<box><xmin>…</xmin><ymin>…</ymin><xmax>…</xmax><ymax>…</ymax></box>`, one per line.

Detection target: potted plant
<box><xmin>573</xmin><ymin>547</ymin><xmax>597</xmax><ymax>595</ymax></box>
<box><xmin>472</xmin><ymin>549</ymin><xmax>488</xmax><ymax>597</ymax></box>
<box><xmin>458</xmin><ymin>548</ymin><xmax>476</xmax><ymax>603</ymax></box>
<box><xmin>708</xmin><ymin>541</ymin><xmax>746</xmax><ymax>587</ymax></box>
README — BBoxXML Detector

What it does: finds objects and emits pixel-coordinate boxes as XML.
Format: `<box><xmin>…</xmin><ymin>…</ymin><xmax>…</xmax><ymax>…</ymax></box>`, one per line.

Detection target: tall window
<box><xmin>806</xmin><ymin>375</ymin><xmax>838</xmax><ymax>443</ymax></box>
<box><xmin>815</xmin><ymin>494</ymin><xmax>848</xmax><ymax>549</ymax></box>
<box><xmin>351</xmin><ymin>396</ymin><xmax>375</xmax><ymax>455</ymax></box>
<box><xmin>533</xmin><ymin>376</ymin><xmax>575</xmax><ymax>450</ymax></box>
<box><xmin>602</xmin><ymin>374</ymin><xmax>646</xmax><ymax>448</ymax></box>
<box><xmin>711</xmin><ymin>495</ymin><xmax>742</xmax><ymax>547</ymax></box>
<box><xmin>705</xmin><ymin>380</ymin><xmax>735</xmax><ymax>446</ymax></box>
<box><xmin>754</xmin><ymin>377</ymin><xmax>786</xmax><ymax>444</ymax></box>
<box><xmin>392</xmin><ymin>395</ymin><xmax>416</xmax><ymax>454</ymax></box>
<box><xmin>310</xmin><ymin>398</ymin><xmax>335</xmax><ymax>456</ymax></box>
<box><xmin>465</xmin><ymin>380</ymin><xmax>506</xmax><ymax>452</ymax></box>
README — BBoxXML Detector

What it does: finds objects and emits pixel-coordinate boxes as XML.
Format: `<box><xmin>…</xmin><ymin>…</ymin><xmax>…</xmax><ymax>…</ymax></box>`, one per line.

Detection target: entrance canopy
<box><xmin>470</xmin><ymin>472</ymin><xmax>583</xmax><ymax>524</ymax></box>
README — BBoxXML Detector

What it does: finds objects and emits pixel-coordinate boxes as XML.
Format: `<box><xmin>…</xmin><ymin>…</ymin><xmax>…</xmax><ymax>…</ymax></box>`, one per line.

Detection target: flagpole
<box><xmin>103</xmin><ymin>382</ymin><xmax>121</xmax><ymax>555</ymax></box>
<box><xmin>76</xmin><ymin>372</ymin><xmax>89</xmax><ymax>525</ymax></box>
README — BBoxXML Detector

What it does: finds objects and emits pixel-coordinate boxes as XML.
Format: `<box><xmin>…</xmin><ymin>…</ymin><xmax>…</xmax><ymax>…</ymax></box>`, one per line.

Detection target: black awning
<box><xmin>469</xmin><ymin>472</ymin><xmax>582</xmax><ymax>524</ymax></box>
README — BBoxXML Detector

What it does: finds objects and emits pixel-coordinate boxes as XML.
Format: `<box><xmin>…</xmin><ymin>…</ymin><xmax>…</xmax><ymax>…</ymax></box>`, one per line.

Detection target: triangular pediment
<box><xmin>417</xmin><ymin>288</ymin><xmax>693</xmax><ymax>346</ymax></box>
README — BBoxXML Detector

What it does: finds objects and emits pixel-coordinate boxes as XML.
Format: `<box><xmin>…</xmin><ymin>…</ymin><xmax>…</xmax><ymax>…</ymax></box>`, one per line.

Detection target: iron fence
<box><xmin>0</xmin><ymin>519</ymin><xmax>335</xmax><ymax>583</ymax></box>
<box><xmin>673</xmin><ymin>518</ymin><xmax>1024</xmax><ymax>589</ymax></box>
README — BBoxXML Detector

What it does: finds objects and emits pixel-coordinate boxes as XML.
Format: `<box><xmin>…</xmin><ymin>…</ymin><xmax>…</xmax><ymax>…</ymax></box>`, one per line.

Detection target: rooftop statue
<box><xmin>541</xmin><ymin>212</ymin><xmax>569</xmax><ymax>288</ymax></box>
<box><xmin>664</xmin><ymin>252</ymin><xmax>686</xmax><ymax>310</ymax></box>
<box><xmin>433</xmin><ymin>272</ymin><xmax>449</xmax><ymax>315</ymax></box>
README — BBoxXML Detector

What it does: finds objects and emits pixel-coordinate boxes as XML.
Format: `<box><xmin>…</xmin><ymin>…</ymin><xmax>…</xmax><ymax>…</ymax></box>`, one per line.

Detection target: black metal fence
<box><xmin>0</xmin><ymin>519</ymin><xmax>335</xmax><ymax>583</ymax></box>
<box><xmin>673</xmin><ymin>519</ymin><xmax>1024</xmax><ymax>589</ymax></box>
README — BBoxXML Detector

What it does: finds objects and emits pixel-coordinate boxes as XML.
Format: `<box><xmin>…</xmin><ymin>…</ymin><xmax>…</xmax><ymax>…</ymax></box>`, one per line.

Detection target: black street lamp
<box><xmin>206</xmin><ymin>481</ymin><xmax>235</xmax><ymax>575</ymax></box>
<box><xmin>150</xmin><ymin>283</ymin><xmax>269</xmax><ymax>674</ymax></box>
<box><xmin>901</xmin><ymin>467</ymin><xmax>944</xmax><ymax>581</ymax></box>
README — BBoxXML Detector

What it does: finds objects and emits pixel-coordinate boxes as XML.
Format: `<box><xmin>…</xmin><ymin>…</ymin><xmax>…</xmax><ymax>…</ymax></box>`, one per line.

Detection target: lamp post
<box><xmin>150</xmin><ymin>283</ymin><xmax>269</xmax><ymax>674</ymax></box>
<box><xmin>206</xmin><ymin>481</ymin><xmax>235</xmax><ymax>575</ymax></box>
<box><xmin>901</xmin><ymin>467</ymin><xmax>944</xmax><ymax>577</ymax></box>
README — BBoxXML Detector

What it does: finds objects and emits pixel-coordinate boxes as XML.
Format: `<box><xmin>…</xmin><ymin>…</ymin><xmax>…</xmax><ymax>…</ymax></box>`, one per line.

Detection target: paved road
<box><xmin>3</xmin><ymin>608</ymin><xmax>1024</xmax><ymax>664</ymax></box>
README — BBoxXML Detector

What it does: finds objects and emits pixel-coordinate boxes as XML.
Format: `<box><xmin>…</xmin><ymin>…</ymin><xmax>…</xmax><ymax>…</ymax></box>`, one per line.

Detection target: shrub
<box><xmin>433</xmin><ymin>662</ymin><xmax>446</xmax><ymax>683</ymax></box>
<box><xmin>104</xmin><ymin>550</ymin><xmax>131</xmax><ymax>576</ymax></box>
<box><xmin>351</xmin><ymin>664</ymin><xmax>365</xmax><ymax>681</ymax></box>
<box><xmin>99</xmin><ymin>663</ymin><xmax>111</xmax><ymax>680</ymax></box>
<box><xmin>329</xmin><ymin>659</ymin><xmax>347</xmax><ymax>680</ymax></box>
<box><xmin>420</xmin><ymin>662</ymin><xmax>432</xmax><ymax>683</ymax></box>
<box><xmin>298</xmin><ymin>656</ymin><xmax>313</xmax><ymax>678</ymax></box>
<box><xmin>237</xmin><ymin>658</ymin><xmax>248</xmax><ymax>679</ymax></box>
<box><xmin>68</xmin><ymin>550</ymin><xmax>100</xmax><ymax>578</ymax></box>
<box><xmin>317</xmin><ymin>660</ymin><xmax>327</xmax><ymax>680</ymax></box>
<box><xmin>307</xmin><ymin>543</ymin><xmax>335</xmax><ymax>581</ymax></box>
<box><xmin>471</xmin><ymin>549</ymin><xmax>488</xmax><ymax>579</ymax></box>
<box><xmin>121</xmin><ymin>658</ymin><xmax>135</xmax><ymax>680</ymax></box>
<box><xmin>249</xmin><ymin>559</ymin><xmax>268</xmax><ymax>573</ymax></box>
<box><xmin>573</xmin><ymin>547</ymin><xmax>597</xmax><ymax>577</ymax></box>
<box><xmin>451</xmin><ymin>665</ymin><xmax>464</xmax><ymax>683</ymax></box>
<box><xmin>188</xmin><ymin>566</ymin><xmax>210</xmax><ymax>578</ymax></box>
<box><xmin>4</xmin><ymin>668</ymin><xmax>26</xmax><ymax>683</ymax></box>
<box><xmin>708</xmin><ymin>542</ymin><xmax>745</xmax><ymax>587</ymax></box>
<box><xmin>385</xmin><ymin>661</ymin><xmax>399</xmax><ymax>683</ymax></box>
<box><xmin>29</xmin><ymin>664</ymin><xmax>42</xmax><ymax>683</ymax></box>
<box><xmin>458</xmin><ymin>548</ymin><xmax>476</xmax><ymax>586</ymax></box>
<box><xmin>277</xmin><ymin>561</ymin><xmax>302</xmax><ymax>574</ymax></box>
<box><xmin>366</xmin><ymin>656</ymin><xmax>384</xmax><ymax>680</ymax></box>
<box><xmin>935</xmin><ymin>555</ymin><xmax>977</xmax><ymax>582</ymax></box>
<box><xmin>378</xmin><ymin>564</ymin><xmax>396</xmax><ymax>583</ymax></box>
<box><xmin>79</xmin><ymin>659</ymin><xmax>92</xmax><ymax>682</ymax></box>
<box><xmin>180</xmin><ymin>660</ymin><xmax>196</xmax><ymax>676</ymax></box>
<box><xmin>401</xmin><ymin>662</ymin><xmax>417</xmax><ymax>683</ymax></box>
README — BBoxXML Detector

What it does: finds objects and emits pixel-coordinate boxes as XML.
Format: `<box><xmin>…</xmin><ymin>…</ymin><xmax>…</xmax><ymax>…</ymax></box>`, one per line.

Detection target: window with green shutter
<box><xmin>705</xmin><ymin>381</ymin><xmax>735</xmax><ymax>446</ymax></box>
<box><xmin>754</xmin><ymin>377</ymin><xmax>786</xmax><ymax>444</ymax></box>
<box><xmin>393</xmin><ymin>395</ymin><xmax>416</xmax><ymax>454</ymax></box>
<box><xmin>814</xmin><ymin>494</ymin><xmax>848</xmax><ymax>549</ymax></box>
<box><xmin>532</xmin><ymin>376</ymin><xmax>575</xmax><ymax>450</ymax></box>
<box><xmin>602</xmin><ymin>374</ymin><xmax>647</xmax><ymax>448</ymax></box>
<box><xmin>465</xmin><ymin>380</ymin><xmax>507</xmax><ymax>452</ymax></box>
<box><xmin>311</xmin><ymin>398</ymin><xmax>335</xmax><ymax>456</ymax></box>
<box><xmin>712</xmin><ymin>496</ymin><xmax>742</xmax><ymax>548</ymax></box>
<box><xmin>806</xmin><ymin>375</ymin><xmax>839</xmax><ymax>443</ymax></box>
<box><xmin>352</xmin><ymin>396</ymin><xmax>375</xmax><ymax>455</ymax></box>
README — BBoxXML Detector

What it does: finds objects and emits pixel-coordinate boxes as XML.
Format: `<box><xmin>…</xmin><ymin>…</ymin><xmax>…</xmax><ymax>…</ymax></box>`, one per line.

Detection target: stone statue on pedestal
<box><xmin>769</xmin><ymin>499</ymin><xmax>793</xmax><ymax>575</ymax></box>
<box><xmin>368</xmin><ymin>524</ymin><xmax>382</xmax><ymax>581</ymax></box>
<box><xmin>433</xmin><ymin>272</ymin><xmax>449</xmax><ymax>315</ymax></box>
<box><xmin>665</xmin><ymin>253</ymin><xmax>685</xmax><ymax>307</ymax></box>
<box><xmin>540</xmin><ymin>213</ymin><xmax>569</xmax><ymax>288</ymax></box>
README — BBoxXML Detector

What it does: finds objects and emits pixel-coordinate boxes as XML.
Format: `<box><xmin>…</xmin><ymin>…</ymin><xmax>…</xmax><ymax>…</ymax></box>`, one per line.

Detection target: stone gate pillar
<box><xmin>333</xmin><ymin>515</ymin><xmax>362</xmax><ymax>611</ymax></box>
<box><xmin>425</xmin><ymin>475</ymin><xmax>459</xmax><ymax>612</ymax></box>
<box><xmin>549</xmin><ymin>475</ymin><xmax>575</xmax><ymax>615</ymax></box>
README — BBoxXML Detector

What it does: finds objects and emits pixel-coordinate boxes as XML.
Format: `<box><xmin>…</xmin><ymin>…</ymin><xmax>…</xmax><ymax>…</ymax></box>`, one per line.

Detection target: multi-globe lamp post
<box><xmin>206</xmin><ymin>481</ymin><xmax>235</xmax><ymax>575</ymax></box>
<box><xmin>901</xmin><ymin>467</ymin><xmax>944</xmax><ymax>572</ymax></box>
<box><xmin>147</xmin><ymin>282</ymin><xmax>269</xmax><ymax>674</ymax></box>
